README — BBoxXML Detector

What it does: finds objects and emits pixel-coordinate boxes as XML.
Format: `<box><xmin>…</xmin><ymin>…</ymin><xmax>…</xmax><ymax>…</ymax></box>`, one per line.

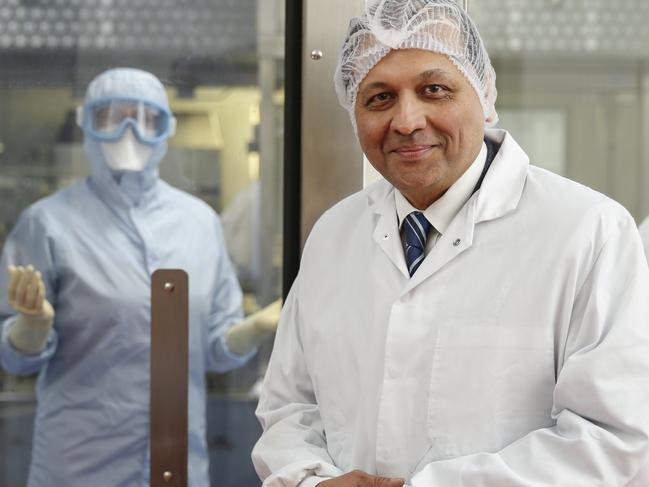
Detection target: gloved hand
<box><xmin>225</xmin><ymin>298</ymin><xmax>282</xmax><ymax>356</ymax></box>
<box><xmin>6</xmin><ymin>265</ymin><xmax>55</xmax><ymax>355</ymax></box>
<box><xmin>317</xmin><ymin>471</ymin><xmax>405</xmax><ymax>487</ymax></box>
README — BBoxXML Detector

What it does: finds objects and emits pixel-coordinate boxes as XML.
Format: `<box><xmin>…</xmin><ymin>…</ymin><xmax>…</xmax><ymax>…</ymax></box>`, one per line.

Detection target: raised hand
<box><xmin>8</xmin><ymin>265</ymin><xmax>54</xmax><ymax>319</ymax></box>
<box><xmin>6</xmin><ymin>265</ymin><xmax>55</xmax><ymax>354</ymax></box>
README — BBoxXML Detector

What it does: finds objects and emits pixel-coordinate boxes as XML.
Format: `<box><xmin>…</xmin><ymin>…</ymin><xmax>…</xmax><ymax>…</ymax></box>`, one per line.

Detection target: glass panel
<box><xmin>496</xmin><ymin>109</ymin><xmax>566</xmax><ymax>174</ymax></box>
<box><xmin>0</xmin><ymin>0</ymin><xmax>285</xmax><ymax>485</ymax></box>
<box><xmin>470</xmin><ymin>0</ymin><xmax>649</xmax><ymax>223</ymax></box>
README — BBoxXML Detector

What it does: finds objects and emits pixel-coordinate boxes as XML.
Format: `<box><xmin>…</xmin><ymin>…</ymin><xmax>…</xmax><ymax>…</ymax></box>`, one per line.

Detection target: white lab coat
<box><xmin>639</xmin><ymin>216</ymin><xmax>649</xmax><ymax>264</ymax></box>
<box><xmin>252</xmin><ymin>129</ymin><xmax>649</xmax><ymax>486</ymax></box>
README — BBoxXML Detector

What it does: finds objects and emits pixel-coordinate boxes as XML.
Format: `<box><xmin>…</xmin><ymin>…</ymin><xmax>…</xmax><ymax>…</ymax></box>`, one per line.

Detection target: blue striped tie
<box><xmin>403</xmin><ymin>211</ymin><xmax>432</xmax><ymax>277</ymax></box>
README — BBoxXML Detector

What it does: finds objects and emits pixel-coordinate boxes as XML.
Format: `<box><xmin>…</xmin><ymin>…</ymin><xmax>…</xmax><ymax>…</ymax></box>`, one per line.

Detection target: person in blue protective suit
<box><xmin>0</xmin><ymin>68</ymin><xmax>279</xmax><ymax>487</ymax></box>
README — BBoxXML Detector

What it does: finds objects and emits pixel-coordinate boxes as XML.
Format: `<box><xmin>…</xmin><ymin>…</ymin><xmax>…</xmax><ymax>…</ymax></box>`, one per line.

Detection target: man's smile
<box><xmin>391</xmin><ymin>145</ymin><xmax>437</xmax><ymax>160</ymax></box>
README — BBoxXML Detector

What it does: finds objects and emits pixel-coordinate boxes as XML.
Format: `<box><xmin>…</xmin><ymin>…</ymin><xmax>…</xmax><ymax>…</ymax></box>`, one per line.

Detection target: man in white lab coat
<box><xmin>252</xmin><ymin>1</ymin><xmax>649</xmax><ymax>486</ymax></box>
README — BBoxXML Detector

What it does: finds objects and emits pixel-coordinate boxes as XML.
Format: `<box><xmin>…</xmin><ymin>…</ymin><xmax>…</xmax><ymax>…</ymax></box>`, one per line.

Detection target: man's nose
<box><xmin>390</xmin><ymin>95</ymin><xmax>427</xmax><ymax>135</ymax></box>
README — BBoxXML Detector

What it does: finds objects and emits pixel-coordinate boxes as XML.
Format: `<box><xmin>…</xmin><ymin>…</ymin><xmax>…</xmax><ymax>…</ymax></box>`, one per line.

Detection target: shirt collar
<box><xmin>395</xmin><ymin>141</ymin><xmax>487</xmax><ymax>235</ymax></box>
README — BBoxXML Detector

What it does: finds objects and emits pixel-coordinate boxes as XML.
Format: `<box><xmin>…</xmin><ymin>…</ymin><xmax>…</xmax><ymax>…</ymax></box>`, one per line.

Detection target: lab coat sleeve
<box><xmin>252</xmin><ymin>278</ymin><xmax>344</xmax><ymax>486</ymax></box>
<box><xmin>0</xmin><ymin>208</ymin><xmax>58</xmax><ymax>375</ymax></box>
<box><xmin>411</xmin><ymin>210</ymin><xmax>649</xmax><ymax>486</ymax></box>
<box><xmin>204</xmin><ymin>214</ymin><xmax>254</xmax><ymax>372</ymax></box>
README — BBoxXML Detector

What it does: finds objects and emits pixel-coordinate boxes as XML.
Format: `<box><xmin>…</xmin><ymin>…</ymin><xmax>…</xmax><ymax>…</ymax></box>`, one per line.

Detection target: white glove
<box><xmin>225</xmin><ymin>298</ymin><xmax>282</xmax><ymax>356</ymax></box>
<box><xmin>6</xmin><ymin>265</ymin><xmax>55</xmax><ymax>355</ymax></box>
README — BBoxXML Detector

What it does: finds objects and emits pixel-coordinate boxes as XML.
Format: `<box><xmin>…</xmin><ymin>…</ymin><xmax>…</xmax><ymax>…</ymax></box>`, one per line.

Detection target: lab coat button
<box><xmin>453</xmin><ymin>238</ymin><xmax>461</xmax><ymax>247</ymax></box>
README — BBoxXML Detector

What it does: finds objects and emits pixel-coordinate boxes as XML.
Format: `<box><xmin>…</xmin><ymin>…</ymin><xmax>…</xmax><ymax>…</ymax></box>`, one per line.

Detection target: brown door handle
<box><xmin>150</xmin><ymin>269</ymin><xmax>189</xmax><ymax>487</ymax></box>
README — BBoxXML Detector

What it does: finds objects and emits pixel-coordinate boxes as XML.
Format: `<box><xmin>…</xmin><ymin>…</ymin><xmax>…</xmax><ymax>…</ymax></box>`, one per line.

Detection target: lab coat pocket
<box><xmin>426</xmin><ymin>321</ymin><xmax>555</xmax><ymax>458</ymax></box>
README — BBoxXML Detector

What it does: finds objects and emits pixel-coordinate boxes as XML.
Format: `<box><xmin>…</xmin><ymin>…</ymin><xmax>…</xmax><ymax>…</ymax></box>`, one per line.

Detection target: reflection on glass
<box><xmin>496</xmin><ymin>109</ymin><xmax>566</xmax><ymax>175</ymax></box>
<box><xmin>0</xmin><ymin>1</ymin><xmax>285</xmax><ymax>485</ymax></box>
<box><xmin>471</xmin><ymin>0</ymin><xmax>649</xmax><ymax>222</ymax></box>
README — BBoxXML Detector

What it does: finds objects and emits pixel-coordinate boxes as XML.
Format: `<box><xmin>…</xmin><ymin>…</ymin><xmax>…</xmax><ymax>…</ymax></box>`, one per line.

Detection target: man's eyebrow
<box><xmin>420</xmin><ymin>69</ymin><xmax>454</xmax><ymax>83</ymax></box>
<box><xmin>358</xmin><ymin>69</ymin><xmax>455</xmax><ymax>96</ymax></box>
<box><xmin>358</xmin><ymin>81</ymin><xmax>390</xmax><ymax>95</ymax></box>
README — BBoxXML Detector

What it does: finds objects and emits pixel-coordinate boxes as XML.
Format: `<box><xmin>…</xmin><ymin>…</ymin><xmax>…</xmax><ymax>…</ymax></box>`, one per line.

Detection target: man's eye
<box><xmin>367</xmin><ymin>92</ymin><xmax>392</xmax><ymax>107</ymax></box>
<box><xmin>423</xmin><ymin>84</ymin><xmax>445</xmax><ymax>95</ymax></box>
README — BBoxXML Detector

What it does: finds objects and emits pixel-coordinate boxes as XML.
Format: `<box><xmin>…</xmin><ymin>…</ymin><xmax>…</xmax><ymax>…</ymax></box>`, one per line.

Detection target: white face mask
<box><xmin>100</xmin><ymin>129</ymin><xmax>154</xmax><ymax>172</ymax></box>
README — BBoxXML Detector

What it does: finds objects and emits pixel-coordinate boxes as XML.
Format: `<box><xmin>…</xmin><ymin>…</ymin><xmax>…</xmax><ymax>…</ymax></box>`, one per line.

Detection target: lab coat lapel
<box><xmin>370</xmin><ymin>182</ymin><xmax>410</xmax><ymax>278</ymax></box>
<box><xmin>402</xmin><ymin>197</ymin><xmax>478</xmax><ymax>294</ymax></box>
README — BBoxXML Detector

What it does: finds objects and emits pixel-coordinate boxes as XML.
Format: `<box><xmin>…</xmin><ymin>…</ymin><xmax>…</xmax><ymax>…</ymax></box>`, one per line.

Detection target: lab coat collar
<box><xmin>394</xmin><ymin>142</ymin><xmax>488</xmax><ymax>236</ymax></box>
<box><xmin>473</xmin><ymin>128</ymin><xmax>529</xmax><ymax>224</ymax></box>
<box><xmin>367</xmin><ymin>129</ymin><xmax>528</xmax><ymax>223</ymax></box>
<box><xmin>89</xmin><ymin>165</ymin><xmax>162</xmax><ymax>213</ymax></box>
<box><xmin>368</xmin><ymin>128</ymin><xmax>529</xmax><ymax>289</ymax></box>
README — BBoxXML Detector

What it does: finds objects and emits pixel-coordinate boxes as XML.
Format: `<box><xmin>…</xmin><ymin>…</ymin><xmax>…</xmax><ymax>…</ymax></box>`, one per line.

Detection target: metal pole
<box><xmin>463</xmin><ymin>0</ymin><xmax>468</xmax><ymax>12</ymax></box>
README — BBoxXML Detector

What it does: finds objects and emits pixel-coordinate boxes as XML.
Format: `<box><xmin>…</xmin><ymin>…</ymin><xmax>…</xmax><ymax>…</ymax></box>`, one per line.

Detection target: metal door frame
<box><xmin>283</xmin><ymin>0</ymin><xmax>365</xmax><ymax>295</ymax></box>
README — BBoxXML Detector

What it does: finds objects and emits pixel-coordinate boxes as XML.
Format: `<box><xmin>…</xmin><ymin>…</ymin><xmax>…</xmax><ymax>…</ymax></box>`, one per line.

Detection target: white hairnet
<box><xmin>84</xmin><ymin>67</ymin><xmax>170</xmax><ymax>110</ymax></box>
<box><xmin>334</xmin><ymin>0</ymin><xmax>498</xmax><ymax>126</ymax></box>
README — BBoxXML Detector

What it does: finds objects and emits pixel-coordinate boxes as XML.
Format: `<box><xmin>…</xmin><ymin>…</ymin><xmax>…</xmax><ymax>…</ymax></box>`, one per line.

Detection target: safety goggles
<box><xmin>77</xmin><ymin>96</ymin><xmax>176</xmax><ymax>145</ymax></box>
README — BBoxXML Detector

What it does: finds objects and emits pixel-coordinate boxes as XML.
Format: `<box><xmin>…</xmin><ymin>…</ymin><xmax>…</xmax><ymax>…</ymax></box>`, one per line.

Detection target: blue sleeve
<box><xmin>0</xmin><ymin>207</ymin><xmax>59</xmax><ymax>375</ymax></box>
<box><xmin>205</xmin><ymin>214</ymin><xmax>255</xmax><ymax>372</ymax></box>
<box><xmin>0</xmin><ymin>317</ymin><xmax>58</xmax><ymax>375</ymax></box>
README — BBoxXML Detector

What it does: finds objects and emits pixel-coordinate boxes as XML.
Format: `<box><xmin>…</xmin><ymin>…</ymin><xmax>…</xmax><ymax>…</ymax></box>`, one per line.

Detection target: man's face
<box><xmin>355</xmin><ymin>49</ymin><xmax>485</xmax><ymax>209</ymax></box>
